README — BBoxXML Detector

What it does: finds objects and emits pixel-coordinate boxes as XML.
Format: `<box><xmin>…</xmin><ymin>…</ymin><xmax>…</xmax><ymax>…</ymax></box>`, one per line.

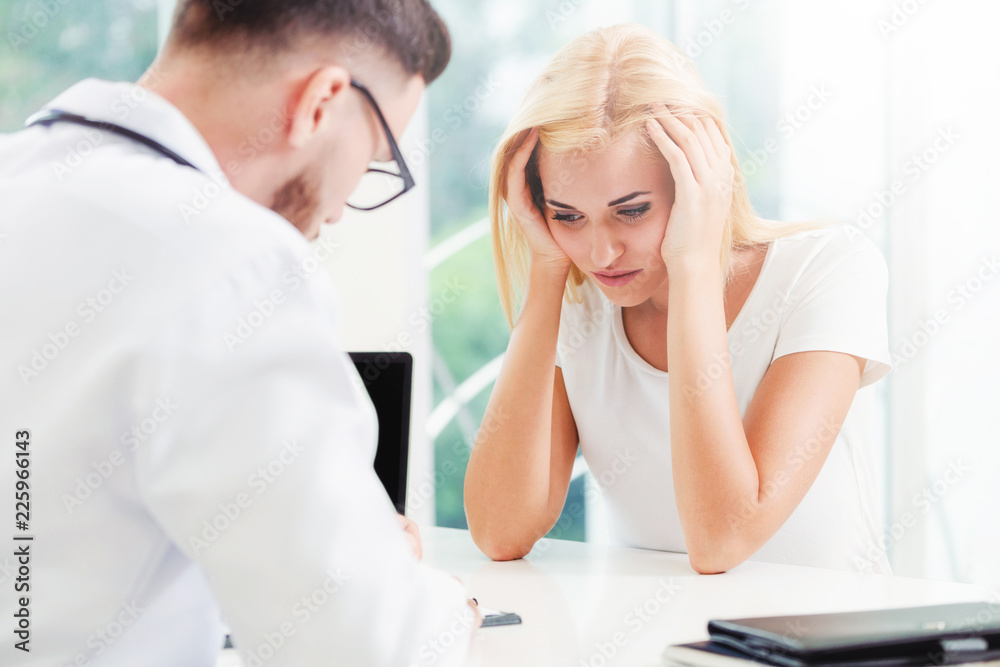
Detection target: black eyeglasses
<box><xmin>346</xmin><ymin>79</ymin><xmax>416</xmax><ymax>211</ymax></box>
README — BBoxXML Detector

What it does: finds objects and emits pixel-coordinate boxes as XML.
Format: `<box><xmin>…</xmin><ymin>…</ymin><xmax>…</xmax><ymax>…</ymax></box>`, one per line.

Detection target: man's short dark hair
<box><xmin>169</xmin><ymin>0</ymin><xmax>451</xmax><ymax>84</ymax></box>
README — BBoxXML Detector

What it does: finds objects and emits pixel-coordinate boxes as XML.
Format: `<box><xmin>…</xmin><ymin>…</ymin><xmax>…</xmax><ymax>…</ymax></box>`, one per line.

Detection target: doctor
<box><xmin>0</xmin><ymin>1</ymin><xmax>478</xmax><ymax>666</ymax></box>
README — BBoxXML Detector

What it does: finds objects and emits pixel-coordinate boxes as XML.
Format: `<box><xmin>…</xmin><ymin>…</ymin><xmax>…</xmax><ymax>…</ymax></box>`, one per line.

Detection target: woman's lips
<box><xmin>594</xmin><ymin>269</ymin><xmax>641</xmax><ymax>287</ymax></box>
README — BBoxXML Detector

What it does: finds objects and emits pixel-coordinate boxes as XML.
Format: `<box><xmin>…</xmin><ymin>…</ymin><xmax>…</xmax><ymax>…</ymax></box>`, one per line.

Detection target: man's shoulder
<box><xmin>4</xmin><ymin>149</ymin><xmax>331</xmax><ymax>328</ymax></box>
<box><xmin>60</xmin><ymin>150</ymin><xmax>312</xmax><ymax>279</ymax></box>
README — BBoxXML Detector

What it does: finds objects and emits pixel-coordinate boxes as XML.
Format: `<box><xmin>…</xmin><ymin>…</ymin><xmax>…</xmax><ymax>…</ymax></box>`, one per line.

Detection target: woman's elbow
<box><xmin>465</xmin><ymin>509</ymin><xmax>537</xmax><ymax>561</ymax></box>
<box><xmin>687</xmin><ymin>550</ymin><xmax>731</xmax><ymax>575</ymax></box>
<box><xmin>464</xmin><ymin>491</ymin><xmax>551</xmax><ymax>561</ymax></box>
<box><xmin>469</xmin><ymin>528</ymin><xmax>534</xmax><ymax>561</ymax></box>
<box><xmin>686</xmin><ymin>535</ymin><xmax>752</xmax><ymax>574</ymax></box>
<box><xmin>483</xmin><ymin>542</ymin><xmax>532</xmax><ymax>562</ymax></box>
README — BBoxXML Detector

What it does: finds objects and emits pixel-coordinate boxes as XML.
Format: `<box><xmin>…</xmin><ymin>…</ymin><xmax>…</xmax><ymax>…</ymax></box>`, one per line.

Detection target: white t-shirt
<box><xmin>555</xmin><ymin>224</ymin><xmax>893</xmax><ymax>574</ymax></box>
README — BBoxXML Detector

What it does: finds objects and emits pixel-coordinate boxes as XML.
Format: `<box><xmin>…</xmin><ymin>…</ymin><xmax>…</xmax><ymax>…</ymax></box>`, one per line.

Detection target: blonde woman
<box><xmin>463</xmin><ymin>23</ymin><xmax>893</xmax><ymax>574</ymax></box>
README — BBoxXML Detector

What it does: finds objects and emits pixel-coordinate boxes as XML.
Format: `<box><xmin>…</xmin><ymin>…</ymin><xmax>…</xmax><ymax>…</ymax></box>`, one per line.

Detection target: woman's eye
<box><xmin>620</xmin><ymin>204</ymin><xmax>651</xmax><ymax>221</ymax></box>
<box><xmin>552</xmin><ymin>212</ymin><xmax>583</xmax><ymax>224</ymax></box>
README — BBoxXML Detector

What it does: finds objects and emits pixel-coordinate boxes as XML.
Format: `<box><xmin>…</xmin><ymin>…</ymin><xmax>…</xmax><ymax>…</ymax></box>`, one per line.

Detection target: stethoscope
<box><xmin>25</xmin><ymin>110</ymin><xmax>202</xmax><ymax>173</ymax></box>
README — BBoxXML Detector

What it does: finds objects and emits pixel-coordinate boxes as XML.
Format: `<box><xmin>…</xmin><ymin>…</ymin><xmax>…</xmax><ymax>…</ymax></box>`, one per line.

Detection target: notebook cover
<box><xmin>663</xmin><ymin>639</ymin><xmax>1000</xmax><ymax>667</ymax></box>
<box><xmin>706</xmin><ymin>601</ymin><xmax>1000</xmax><ymax>665</ymax></box>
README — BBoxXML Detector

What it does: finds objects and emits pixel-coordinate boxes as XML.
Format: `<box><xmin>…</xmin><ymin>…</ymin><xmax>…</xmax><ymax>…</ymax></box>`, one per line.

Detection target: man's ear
<box><xmin>288</xmin><ymin>65</ymin><xmax>352</xmax><ymax>149</ymax></box>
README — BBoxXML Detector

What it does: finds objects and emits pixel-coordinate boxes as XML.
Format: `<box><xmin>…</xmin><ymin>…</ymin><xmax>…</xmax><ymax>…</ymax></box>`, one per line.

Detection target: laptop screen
<box><xmin>349</xmin><ymin>352</ymin><xmax>412</xmax><ymax>514</ymax></box>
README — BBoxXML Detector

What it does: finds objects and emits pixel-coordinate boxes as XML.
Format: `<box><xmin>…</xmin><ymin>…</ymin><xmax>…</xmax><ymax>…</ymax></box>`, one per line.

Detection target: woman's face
<box><xmin>536</xmin><ymin>137</ymin><xmax>676</xmax><ymax>307</ymax></box>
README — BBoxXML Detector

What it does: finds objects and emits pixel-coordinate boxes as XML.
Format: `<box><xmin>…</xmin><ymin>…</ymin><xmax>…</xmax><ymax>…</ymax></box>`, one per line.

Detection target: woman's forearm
<box><xmin>666</xmin><ymin>261</ymin><xmax>759</xmax><ymax>572</ymax></box>
<box><xmin>464</xmin><ymin>262</ymin><xmax>571</xmax><ymax>559</ymax></box>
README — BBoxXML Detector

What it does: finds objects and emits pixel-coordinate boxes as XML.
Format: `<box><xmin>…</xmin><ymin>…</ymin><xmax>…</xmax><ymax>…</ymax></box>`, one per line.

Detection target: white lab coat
<box><xmin>0</xmin><ymin>79</ymin><xmax>474</xmax><ymax>667</ymax></box>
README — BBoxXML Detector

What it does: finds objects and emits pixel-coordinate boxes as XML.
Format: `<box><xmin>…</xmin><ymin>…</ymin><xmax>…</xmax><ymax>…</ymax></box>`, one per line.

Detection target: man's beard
<box><xmin>270</xmin><ymin>168</ymin><xmax>322</xmax><ymax>236</ymax></box>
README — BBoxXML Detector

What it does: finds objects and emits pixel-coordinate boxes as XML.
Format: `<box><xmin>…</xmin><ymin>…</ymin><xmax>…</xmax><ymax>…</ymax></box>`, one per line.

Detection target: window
<box><xmin>1</xmin><ymin>0</ymin><xmax>158</xmax><ymax>132</ymax></box>
<box><xmin>426</xmin><ymin>0</ymin><xmax>1000</xmax><ymax>588</ymax></box>
<box><xmin>425</xmin><ymin>1</ymin><xmax>682</xmax><ymax>544</ymax></box>
<box><xmin>8</xmin><ymin>0</ymin><xmax>995</xmax><ymax>586</ymax></box>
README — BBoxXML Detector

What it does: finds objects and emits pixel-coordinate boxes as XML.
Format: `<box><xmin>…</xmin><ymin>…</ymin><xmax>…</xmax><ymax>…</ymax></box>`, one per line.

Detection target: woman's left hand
<box><xmin>646</xmin><ymin>104</ymin><xmax>735</xmax><ymax>271</ymax></box>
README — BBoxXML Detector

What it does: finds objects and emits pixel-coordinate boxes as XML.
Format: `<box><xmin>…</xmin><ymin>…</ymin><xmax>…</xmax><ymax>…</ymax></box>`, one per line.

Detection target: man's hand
<box><xmin>399</xmin><ymin>516</ymin><xmax>482</xmax><ymax>634</ymax></box>
<box><xmin>468</xmin><ymin>597</ymin><xmax>483</xmax><ymax>630</ymax></box>
<box><xmin>397</xmin><ymin>513</ymin><xmax>422</xmax><ymax>560</ymax></box>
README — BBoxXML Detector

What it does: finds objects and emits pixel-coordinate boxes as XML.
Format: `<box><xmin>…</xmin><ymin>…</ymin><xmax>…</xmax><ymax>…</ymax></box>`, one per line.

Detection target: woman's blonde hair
<box><xmin>489</xmin><ymin>23</ymin><xmax>837</xmax><ymax>328</ymax></box>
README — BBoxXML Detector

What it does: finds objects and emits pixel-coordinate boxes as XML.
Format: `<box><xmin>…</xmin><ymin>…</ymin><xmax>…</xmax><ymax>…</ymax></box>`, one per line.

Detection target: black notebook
<box><xmin>662</xmin><ymin>601</ymin><xmax>1000</xmax><ymax>667</ymax></box>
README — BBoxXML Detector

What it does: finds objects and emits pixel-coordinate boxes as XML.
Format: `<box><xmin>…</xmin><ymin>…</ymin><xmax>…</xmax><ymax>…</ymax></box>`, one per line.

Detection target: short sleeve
<box><xmin>554</xmin><ymin>291</ymin><xmax>570</xmax><ymax>369</ymax></box>
<box><xmin>554</xmin><ymin>281</ymin><xmax>598</xmax><ymax>369</ymax></box>
<box><xmin>772</xmin><ymin>234</ymin><xmax>892</xmax><ymax>389</ymax></box>
<box><xmin>555</xmin><ymin>318</ymin><xmax>564</xmax><ymax>369</ymax></box>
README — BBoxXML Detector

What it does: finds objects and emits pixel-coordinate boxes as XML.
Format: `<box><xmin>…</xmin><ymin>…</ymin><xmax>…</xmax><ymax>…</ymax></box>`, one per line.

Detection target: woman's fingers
<box><xmin>688</xmin><ymin>114</ymin><xmax>717</xmax><ymax>163</ymax></box>
<box><xmin>648</xmin><ymin>103</ymin><xmax>710</xmax><ymax>184</ymax></box>
<box><xmin>506</xmin><ymin>128</ymin><xmax>542</xmax><ymax>218</ymax></box>
<box><xmin>502</xmin><ymin>128</ymin><xmax>571</xmax><ymax>269</ymax></box>
<box><xmin>509</xmin><ymin>127</ymin><xmax>537</xmax><ymax>174</ymax></box>
<box><xmin>646</xmin><ymin>115</ymin><xmax>695</xmax><ymax>191</ymax></box>
<box><xmin>701</xmin><ymin>115</ymin><xmax>731</xmax><ymax>162</ymax></box>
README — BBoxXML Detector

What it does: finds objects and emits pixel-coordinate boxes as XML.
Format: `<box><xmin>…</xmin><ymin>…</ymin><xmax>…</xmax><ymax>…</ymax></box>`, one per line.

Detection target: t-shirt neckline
<box><xmin>610</xmin><ymin>240</ymin><xmax>777</xmax><ymax>376</ymax></box>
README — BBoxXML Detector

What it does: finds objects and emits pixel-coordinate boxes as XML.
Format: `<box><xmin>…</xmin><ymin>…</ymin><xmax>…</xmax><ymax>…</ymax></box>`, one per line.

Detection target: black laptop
<box><xmin>663</xmin><ymin>601</ymin><xmax>1000</xmax><ymax>666</ymax></box>
<box><xmin>349</xmin><ymin>352</ymin><xmax>412</xmax><ymax>514</ymax></box>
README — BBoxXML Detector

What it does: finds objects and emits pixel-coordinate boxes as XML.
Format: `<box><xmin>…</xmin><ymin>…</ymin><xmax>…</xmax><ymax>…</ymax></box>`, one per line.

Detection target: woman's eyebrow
<box><xmin>546</xmin><ymin>191</ymin><xmax>652</xmax><ymax>210</ymax></box>
<box><xmin>608</xmin><ymin>191</ymin><xmax>651</xmax><ymax>207</ymax></box>
<box><xmin>546</xmin><ymin>199</ymin><xmax>576</xmax><ymax>209</ymax></box>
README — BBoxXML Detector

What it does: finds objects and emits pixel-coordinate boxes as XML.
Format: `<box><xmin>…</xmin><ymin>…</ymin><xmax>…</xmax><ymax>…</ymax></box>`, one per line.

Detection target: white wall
<box><xmin>775</xmin><ymin>0</ymin><xmax>1000</xmax><ymax>583</ymax></box>
<box><xmin>772</xmin><ymin>0</ymin><xmax>899</xmax><ymax>567</ymax></box>
<box><xmin>321</xmin><ymin>103</ymin><xmax>435</xmax><ymax>526</ymax></box>
<box><xmin>880</xmin><ymin>0</ymin><xmax>1000</xmax><ymax>584</ymax></box>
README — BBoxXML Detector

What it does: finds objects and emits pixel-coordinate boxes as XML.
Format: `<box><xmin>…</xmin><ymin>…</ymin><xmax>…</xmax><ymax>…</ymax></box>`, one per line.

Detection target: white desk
<box><xmin>216</xmin><ymin>526</ymin><xmax>993</xmax><ymax>666</ymax></box>
<box><xmin>424</xmin><ymin>527</ymin><xmax>993</xmax><ymax>666</ymax></box>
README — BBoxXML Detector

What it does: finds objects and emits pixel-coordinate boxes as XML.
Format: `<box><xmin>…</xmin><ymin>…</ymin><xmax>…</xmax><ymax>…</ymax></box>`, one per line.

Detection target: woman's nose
<box><xmin>590</xmin><ymin>222</ymin><xmax>625</xmax><ymax>268</ymax></box>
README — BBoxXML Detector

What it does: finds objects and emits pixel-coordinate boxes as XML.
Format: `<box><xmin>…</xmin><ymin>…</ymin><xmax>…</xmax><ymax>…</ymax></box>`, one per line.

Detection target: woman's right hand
<box><xmin>504</xmin><ymin>128</ymin><xmax>572</xmax><ymax>273</ymax></box>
